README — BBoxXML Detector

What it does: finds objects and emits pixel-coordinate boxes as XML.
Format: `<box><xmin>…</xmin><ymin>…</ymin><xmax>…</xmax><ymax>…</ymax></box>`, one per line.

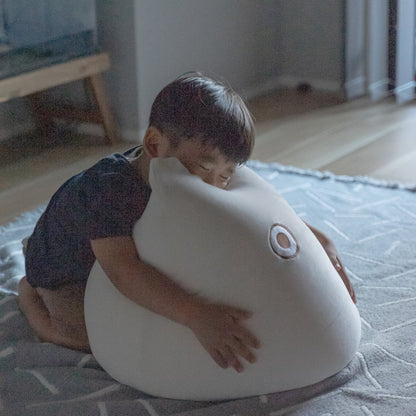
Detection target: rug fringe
<box><xmin>247</xmin><ymin>160</ymin><xmax>416</xmax><ymax>192</ymax></box>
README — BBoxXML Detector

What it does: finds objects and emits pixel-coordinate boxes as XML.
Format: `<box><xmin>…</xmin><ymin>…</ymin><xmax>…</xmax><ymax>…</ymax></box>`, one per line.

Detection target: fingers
<box><xmin>339</xmin><ymin>266</ymin><xmax>356</xmax><ymax>303</ymax></box>
<box><xmin>206</xmin><ymin>343</ymin><xmax>245</xmax><ymax>372</ymax></box>
<box><xmin>215</xmin><ymin>339</ymin><xmax>256</xmax><ymax>373</ymax></box>
<box><xmin>224</xmin><ymin>306</ymin><xmax>260</xmax><ymax>346</ymax></box>
<box><xmin>220</xmin><ymin>345</ymin><xmax>244</xmax><ymax>373</ymax></box>
<box><xmin>191</xmin><ymin>302</ymin><xmax>260</xmax><ymax>373</ymax></box>
<box><xmin>331</xmin><ymin>256</ymin><xmax>357</xmax><ymax>303</ymax></box>
<box><xmin>226</xmin><ymin>306</ymin><xmax>253</xmax><ymax>321</ymax></box>
<box><xmin>232</xmin><ymin>322</ymin><xmax>261</xmax><ymax>350</ymax></box>
<box><xmin>210</xmin><ymin>306</ymin><xmax>259</xmax><ymax>372</ymax></box>
<box><xmin>222</xmin><ymin>308</ymin><xmax>260</xmax><ymax>372</ymax></box>
<box><xmin>210</xmin><ymin>348</ymin><xmax>228</xmax><ymax>369</ymax></box>
<box><xmin>228</xmin><ymin>335</ymin><xmax>257</xmax><ymax>365</ymax></box>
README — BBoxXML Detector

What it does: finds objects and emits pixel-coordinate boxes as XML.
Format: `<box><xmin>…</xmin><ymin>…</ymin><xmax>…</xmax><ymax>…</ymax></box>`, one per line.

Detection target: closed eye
<box><xmin>198</xmin><ymin>164</ymin><xmax>210</xmax><ymax>171</ymax></box>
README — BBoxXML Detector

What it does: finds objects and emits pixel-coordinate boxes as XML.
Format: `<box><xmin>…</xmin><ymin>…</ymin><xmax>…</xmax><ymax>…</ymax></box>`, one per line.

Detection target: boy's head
<box><xmin>148</xmin><ymin>73</ymin><xmax>255</xmax><ymax>166</ymax></box>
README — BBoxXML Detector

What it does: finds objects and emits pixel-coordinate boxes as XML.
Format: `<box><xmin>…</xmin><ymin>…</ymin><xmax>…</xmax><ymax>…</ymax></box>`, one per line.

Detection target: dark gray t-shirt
<box><xmin>25</xmin><ymin>146</ymin><xmax>151</xmax><ymax>289</ymax></box>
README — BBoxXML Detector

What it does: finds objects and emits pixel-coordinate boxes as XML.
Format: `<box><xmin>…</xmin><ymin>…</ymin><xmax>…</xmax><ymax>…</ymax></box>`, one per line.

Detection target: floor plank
<box><xmin>272</xmin><ymin>104</ymin><xmax>416</xmax><ymax>169</ymax></box>
<box><xmin>322</xmin><ymin>117</ymin><xmax>416</xmax><ymax>181</ymax></box>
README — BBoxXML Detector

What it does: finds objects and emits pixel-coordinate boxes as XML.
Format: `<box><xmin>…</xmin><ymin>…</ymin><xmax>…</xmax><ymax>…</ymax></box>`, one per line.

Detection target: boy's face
<box><xmin>162</xmin><ymin>139</ymin><xmax>237</xmax><ymax>189</ymax></box>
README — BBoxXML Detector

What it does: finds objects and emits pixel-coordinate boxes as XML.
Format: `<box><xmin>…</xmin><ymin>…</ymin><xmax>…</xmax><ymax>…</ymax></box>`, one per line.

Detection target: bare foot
<box><xmin>17</xmin><ymin>277</ymin><xmax>90</xmax><ymax>352</ymax></box>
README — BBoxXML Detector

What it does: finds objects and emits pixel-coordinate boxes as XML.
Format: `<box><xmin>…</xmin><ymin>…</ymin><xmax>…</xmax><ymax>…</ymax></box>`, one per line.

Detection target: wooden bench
<box><xmin>0</xmin><ymin>52</ymin><xmax>120</xmax><ymax>144</ymax></box>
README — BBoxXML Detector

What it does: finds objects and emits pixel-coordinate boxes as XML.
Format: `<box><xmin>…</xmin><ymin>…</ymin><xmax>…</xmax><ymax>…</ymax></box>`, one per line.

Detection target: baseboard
<box><xmin>0</xmin><ymin>118</ymin><xmax>142</xmax><ymax>145</ymax></box>
<box><xmin>242</xmin><ymin>75</ymin><xmax>343</xmax><ymax>101</ymax></box>
<box><xmin>241</xmin><ymin>77</ymin><xmax>283</xmax><ymax>100</ymax></box>
<box><xmin>368</xmin><ymin>78</ymin><xmax>390</xmax><ymax>101</ymax></box>
<box><xmin>75</xmin><ymin>121</ymin><xmax>142</xmax><ymax>144</ymax></box>
<box><xmin>344</xmin><ymin>76</ymin><xmax>366</xmax><ymax>100</ymax></box>
<box><xmin>276</xmin><ymin>75</ymin><xmax>342</xmax><ymax>93</ymax></box>
<box><xmin>395</xmin><ymin>81</ymin><xmax>416</xmax><ymax>104</ymax></box>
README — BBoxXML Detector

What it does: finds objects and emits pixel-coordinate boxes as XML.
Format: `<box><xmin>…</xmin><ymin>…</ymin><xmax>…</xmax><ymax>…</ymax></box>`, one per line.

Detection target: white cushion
<box><xmin>85</xmin><ymin>158</ymin><xmax>361</xmax><ymax>400</ymax></box>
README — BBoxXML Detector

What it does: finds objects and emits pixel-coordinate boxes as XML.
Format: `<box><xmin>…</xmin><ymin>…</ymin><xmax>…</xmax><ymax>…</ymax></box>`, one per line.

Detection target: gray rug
<box><xmin>1</xmin><ymin>160</ymin><xmax>416</xmax><ymax>415</ymax></box>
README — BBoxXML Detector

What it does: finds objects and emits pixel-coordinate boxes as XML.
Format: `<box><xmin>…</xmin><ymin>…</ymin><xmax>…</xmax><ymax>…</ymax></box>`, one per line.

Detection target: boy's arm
<box><xmin>90</xmin><ymin>236</ymin><xmax>259</xmax><ymax>372</ymax></box>
<box><xmin>305</xmin><ymin>223</ymin><xmax>356</xmax><ymax>303</ymax></box>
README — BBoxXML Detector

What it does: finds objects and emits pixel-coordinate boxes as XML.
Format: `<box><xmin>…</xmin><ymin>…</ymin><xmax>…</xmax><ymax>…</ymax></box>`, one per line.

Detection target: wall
<box><xmin>395</xmin><ymin>0</ymin><xmax>416</xmax><ymax>103</ymax></box>
<box><xmin>344</xmin><ymin>0</ymin><xmax>366</xmax><ymax>99</ymax></box>
<box><xmin>103</xmin><ymin>0</ymin><xmax>345</xmax><ymax>141</ymax></box>
<box><xmin>345</xmin><ymin>0</ymin><xmax>397</xmax><ymax>101</ymax></box>
<box><xmin>274</xmin><ymin>0</ymin><xmax>345</xmax><ymax>91</ymax></box>
<box><xmin>95</xmin><ymin>0</ymin><xmax>140</xmax><ymax>139</ymax></box>
<box><xmin>133</xmin><ymin>0</ymin><xmax>268</xmax><ymax>137</ymax></box>
<box><xmin>1</xmin><ymin>0</ymin><xmax>346</xmax><ymax>143</ymax></box>
<box><xmin>366</xmin><ymin>0</ymin><xmax>389</xmax><ymax>100</ymax></box>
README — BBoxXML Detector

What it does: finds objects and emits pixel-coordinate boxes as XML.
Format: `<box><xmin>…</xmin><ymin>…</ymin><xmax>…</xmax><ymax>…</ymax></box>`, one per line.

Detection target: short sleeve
<box><xmin>84</xmin><ymin>169</ymin><xmax>150</xmax><ymax>240</ymax></box>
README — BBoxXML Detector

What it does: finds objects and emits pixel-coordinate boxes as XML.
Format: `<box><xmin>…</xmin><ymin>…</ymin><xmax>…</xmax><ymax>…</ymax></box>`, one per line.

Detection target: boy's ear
<box><xmin>143</xmin><ymin>127</ymin><xmax>168</xmax><ymax>158</ymax></box>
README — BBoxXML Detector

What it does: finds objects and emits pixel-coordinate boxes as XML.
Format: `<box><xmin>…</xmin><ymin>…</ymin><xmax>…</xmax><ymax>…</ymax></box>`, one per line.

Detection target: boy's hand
<box><xmin>305</xmin><ymin>223</ymin><xmax>356</xmax><ymax>304</ymax></box>
<box><xmin>187</xmin><ymin>300</ymin><xmax>260</xmax><ymax>373</ymax></box>
<box><xmin>91</xmin><ymin>236</ymin><xmax>260</xmax><ymax>370</ymax></box>
<box><xmin>326</xmin><ymin>246</ymin><xmax>357</xmax><ymax>304</ymax></box>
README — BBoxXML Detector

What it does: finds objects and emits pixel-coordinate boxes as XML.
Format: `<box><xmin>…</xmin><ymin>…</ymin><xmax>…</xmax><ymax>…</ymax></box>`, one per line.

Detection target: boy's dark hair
<box><xmin>149</xmin><ymin>73</ymin><xmax>255</xmax><ymax>164</ymax></box>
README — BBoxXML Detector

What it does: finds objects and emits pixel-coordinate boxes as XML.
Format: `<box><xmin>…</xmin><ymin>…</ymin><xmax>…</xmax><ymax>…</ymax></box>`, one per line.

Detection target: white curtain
<box><xmin>345</xmin><ymin>0</ymin><xmax>415</xmax><ymax>103</ymax></box>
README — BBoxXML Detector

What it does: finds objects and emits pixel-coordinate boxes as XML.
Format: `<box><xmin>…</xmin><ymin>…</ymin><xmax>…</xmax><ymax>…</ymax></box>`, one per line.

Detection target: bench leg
<box><xmin>86</xmin><ymin>74</ymin><xmax>120</xmax><ymax>144</ymax></box>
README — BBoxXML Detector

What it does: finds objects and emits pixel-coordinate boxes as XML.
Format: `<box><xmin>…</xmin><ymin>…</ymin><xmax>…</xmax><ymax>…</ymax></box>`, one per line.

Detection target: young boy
<box><xmin>18</xmin><ymin>73</ymin><xmax>355</xmax><ymax>374</ymax></box>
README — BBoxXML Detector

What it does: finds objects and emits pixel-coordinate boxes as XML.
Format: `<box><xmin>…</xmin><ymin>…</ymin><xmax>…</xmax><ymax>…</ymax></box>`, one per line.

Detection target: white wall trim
<box><xmin>344</xmin><ymin>76</ymin><xmax>366</xmax><ymax>100</ymax></box>
<box><xmin>276</xmin><ymin>75</ymin><xmax>342</xmax><ymax>93</ymax></box>
<box><xmin>240</xmin><ymin>77</ymin><xmax>283</xmax><ymax>101</ymax></box>
<box><xmin>242</xmin><ymin>74</ymin><xmax>343</xmax><ymax>101</ymax></box>
<box><xmin>75</xmin><ymin>122</ymin><xmax>142</xmax><ymax>144</ymax></box>
<box><xmin>0</xmin><ymin>119</ymin><xmax>142</xmax><ymax>144</ymax></box>
<box><xmin>368</xmin><ymin>77</ymin><xmax>390</xmax><ymax>101</ymax></box>
<box><xmin>395</xmin><ymin>81</ymin><xmax>416</xmax><ymax>104</ymax></box>
<box><xmin>396</xmin><ymin>0</ymin><xmax>416</xmax><ymax>105</ymax></box>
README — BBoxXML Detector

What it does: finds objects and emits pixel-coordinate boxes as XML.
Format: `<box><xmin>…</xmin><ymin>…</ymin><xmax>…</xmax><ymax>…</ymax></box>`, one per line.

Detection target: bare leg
<box><xmin>17</xmin><ymin>277</ymin><xmax>90</xmax><ymax>352</ymax></box>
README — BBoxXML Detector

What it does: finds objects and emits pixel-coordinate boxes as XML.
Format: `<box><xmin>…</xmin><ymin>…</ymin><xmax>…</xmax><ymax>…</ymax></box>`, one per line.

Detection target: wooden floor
<box><xmin>1</xmin><ymin>88</ymin><xmax>415</xmax><ymax>226</ymax></box>
<box><xmin>249</xmin><ymin>89</ymin><xmax>416</xmax><ymax>183</ymax></box>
